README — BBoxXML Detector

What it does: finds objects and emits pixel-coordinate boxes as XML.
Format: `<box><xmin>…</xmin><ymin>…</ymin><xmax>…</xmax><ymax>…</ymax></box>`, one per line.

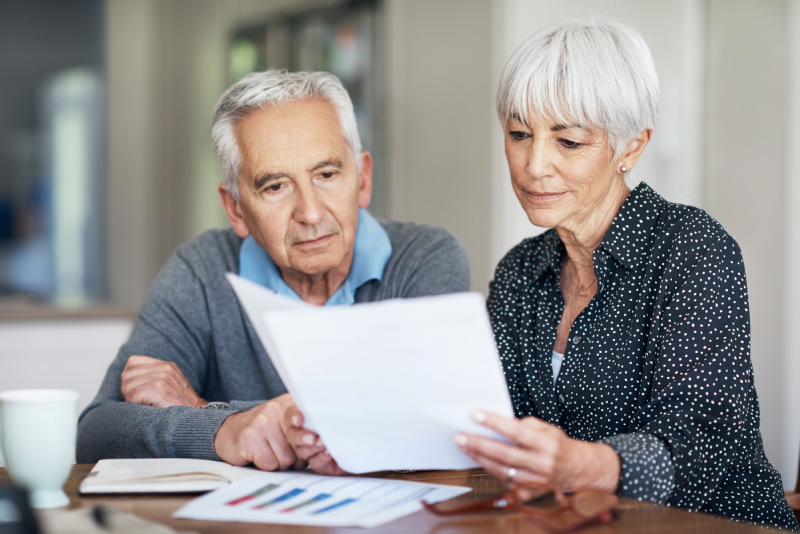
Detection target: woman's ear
<box><xmin>218</xmin><ymin>184</ymin><xmax>251</xmax><ymax>239</ymax></box>
<box><xmin>619</xmin><ymin>129</ymin><xmax>652</xmax><ymax>172</ymax></box>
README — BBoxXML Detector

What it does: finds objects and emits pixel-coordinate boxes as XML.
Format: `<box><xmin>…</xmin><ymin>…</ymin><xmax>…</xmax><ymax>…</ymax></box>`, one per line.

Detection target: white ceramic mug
<box><xmin>0</xmin><ymin>389</ymin><xmax>79</xmax><ymax>508</ymax></box>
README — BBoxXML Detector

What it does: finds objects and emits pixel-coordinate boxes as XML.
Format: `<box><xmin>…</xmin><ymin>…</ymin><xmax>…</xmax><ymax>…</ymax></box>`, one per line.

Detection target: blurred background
<box><xmin>0</xmin><ymin>0</ymin><xmax>799</xmax><ymax>490</ymax></box>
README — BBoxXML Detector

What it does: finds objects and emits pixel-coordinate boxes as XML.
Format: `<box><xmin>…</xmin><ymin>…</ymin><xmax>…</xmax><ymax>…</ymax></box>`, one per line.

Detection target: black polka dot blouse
<box><xmin>487</xmin><ymin>183</ymin><xmax>798</xmax><ymax>530</ymax></box>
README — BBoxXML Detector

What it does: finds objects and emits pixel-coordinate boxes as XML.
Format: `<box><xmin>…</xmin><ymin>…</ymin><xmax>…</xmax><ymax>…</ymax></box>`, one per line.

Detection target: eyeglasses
<box><xmin>423</xmin><ymin>484</ymin><xmax>618</xmax><ymax>534</ymax></box>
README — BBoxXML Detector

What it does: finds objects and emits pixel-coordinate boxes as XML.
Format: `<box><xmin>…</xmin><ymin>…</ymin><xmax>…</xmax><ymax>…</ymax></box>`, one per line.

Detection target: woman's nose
<box><xmin>526</xmin><ymin>140</ymin><xmax>555</xmax><ymax>179</ymax></box>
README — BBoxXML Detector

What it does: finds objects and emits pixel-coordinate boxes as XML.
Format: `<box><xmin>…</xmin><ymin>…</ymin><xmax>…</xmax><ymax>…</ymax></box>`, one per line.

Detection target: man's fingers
<box><xmin>285</xmin><ymin>405</ymin><xmax>304</xmax><ymax>429</ymax></box>
<box><xmin>307</xmin><ymin>450</ymin><xmax>347</xmax><ymax>476</ymax></box>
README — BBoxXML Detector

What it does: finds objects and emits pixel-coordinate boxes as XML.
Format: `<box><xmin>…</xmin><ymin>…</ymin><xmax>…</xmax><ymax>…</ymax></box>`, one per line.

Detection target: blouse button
<box><xmin>572</xmin><ymin>335</ymin><xmax>581</xmax><ymax>344</ymax></box>
<box><xmin>558</xmin><ymin>394</ymin><xmax>565</xmax><ymax>404</ymax></box>
<box><xmin>597</xmin><ymin>255</ymin><xmax>606</xmax><ymax>264</ymax></box>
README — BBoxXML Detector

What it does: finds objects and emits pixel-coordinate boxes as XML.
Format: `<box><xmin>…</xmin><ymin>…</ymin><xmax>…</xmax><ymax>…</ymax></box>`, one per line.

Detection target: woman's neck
<box><xmin>556</xmin><ymin>178</ymin><xmax>630</xmax><ymax>279</ymax></box>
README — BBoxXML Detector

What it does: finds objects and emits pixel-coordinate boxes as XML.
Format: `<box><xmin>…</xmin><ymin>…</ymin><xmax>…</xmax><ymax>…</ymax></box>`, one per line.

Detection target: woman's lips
<box><xmin>524</xmin><ymin>191</ymin><xmax>567</xmax><ymax>203</ymax></box>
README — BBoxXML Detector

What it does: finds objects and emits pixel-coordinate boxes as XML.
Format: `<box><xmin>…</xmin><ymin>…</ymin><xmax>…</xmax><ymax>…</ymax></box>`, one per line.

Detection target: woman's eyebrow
<box><xmin>551</xmin><ymin>123</ymin><xmax>586</xmax><ymax>132</ymax></box>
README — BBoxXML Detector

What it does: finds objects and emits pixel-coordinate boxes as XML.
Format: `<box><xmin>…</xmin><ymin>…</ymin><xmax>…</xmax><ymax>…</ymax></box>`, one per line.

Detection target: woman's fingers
<box><xmin>457</xmin><ymin>433</ymin><xmax>555</xmax><ymax>478</ymax></box>
<box><xmin>472</xmin><ymin>411</ymin><xmax>551</xmax><ymax>451</ymax></box>
<box><xmin>466</xmin><ymin>451</ymin><xmax>545</xmax><ymax>489</ymax></box>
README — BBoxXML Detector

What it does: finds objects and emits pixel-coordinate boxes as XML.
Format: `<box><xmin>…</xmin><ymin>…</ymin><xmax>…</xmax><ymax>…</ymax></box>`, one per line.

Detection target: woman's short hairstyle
<box><xmin>496</xmin><ymin>17</ymin><xmax>659</xmax><ymax>160</ymax></box>
<box><xmin>212</xmin><ymin>70</ymin><xmax>362</xmax><ymax>201</ymax></box>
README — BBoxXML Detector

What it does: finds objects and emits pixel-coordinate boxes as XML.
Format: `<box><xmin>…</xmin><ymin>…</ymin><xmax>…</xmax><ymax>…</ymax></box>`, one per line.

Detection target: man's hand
<box><xmin>214</xmin><ymin>393</ymin><xmax>299</xmax><ymax>471</ymax></box>
<box><xmin>284</xmin><ymin>404</ymin><xmax>348</xmax><ymax>476</ymax></box>
<box><xmin>121</xmin><ymin>355</ymin><xmax>205</xmax><ymax>409</ymax></box>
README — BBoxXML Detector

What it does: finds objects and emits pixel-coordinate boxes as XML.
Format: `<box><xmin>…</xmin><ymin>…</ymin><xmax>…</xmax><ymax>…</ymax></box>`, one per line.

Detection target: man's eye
<box><xmin>559</xmin><ymin>139</ymin><xmax>582</xmax><ymax>149</ymax></box>
<box><xmin>509</xmin><ymin>131</ymin><xmax>529</xmax><ymax>141</ymax></box>
<box><xmin>320</xmin><ymin>171</ymin><xmax>335</xmax><ymax>179</ymax></box>
<box><xmin>268</xmin><ymin>183</ymin><xmax>283</xmax><ymax>192</ymax></box>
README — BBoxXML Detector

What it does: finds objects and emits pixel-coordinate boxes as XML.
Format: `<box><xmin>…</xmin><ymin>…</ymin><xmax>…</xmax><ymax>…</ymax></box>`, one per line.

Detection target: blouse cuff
<box><xmin>600</xmin><ymin>433</ymin><xmax>675</xmax><ymax>503</ymax></box>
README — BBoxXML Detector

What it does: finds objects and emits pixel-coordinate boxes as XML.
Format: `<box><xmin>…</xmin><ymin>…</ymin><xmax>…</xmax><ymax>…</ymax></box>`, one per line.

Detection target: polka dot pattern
<box><xmin>487</xmin><ymin>183</ymin><xmax>798</xmax><ymax>531</ymax></box>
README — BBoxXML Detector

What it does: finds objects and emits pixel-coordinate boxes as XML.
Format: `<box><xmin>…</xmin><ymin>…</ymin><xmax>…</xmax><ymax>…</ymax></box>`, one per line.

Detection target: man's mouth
<box><xmin>294</xmin><ymin>234</ymin><xmax>334</xmax><ymax>248</ymax></box>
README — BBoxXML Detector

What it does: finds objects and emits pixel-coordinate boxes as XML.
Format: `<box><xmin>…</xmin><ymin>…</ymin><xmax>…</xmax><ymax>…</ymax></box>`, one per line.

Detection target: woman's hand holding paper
<box><xmin>285</xmin><ymin>405</ymin><xmax>348</xmax><ymax>476</ymax></box>
<box><xmin>455</xmin><ymin>411</ymin><xmax>620</xmax><ymax>494</ymax></box>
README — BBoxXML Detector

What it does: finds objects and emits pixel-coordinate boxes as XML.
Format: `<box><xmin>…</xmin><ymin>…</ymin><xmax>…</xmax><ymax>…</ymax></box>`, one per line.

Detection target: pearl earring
<box><xmin>620</xmin><ymin>166</ymin><xmax>628</xmax><ymax>173</ymax></box>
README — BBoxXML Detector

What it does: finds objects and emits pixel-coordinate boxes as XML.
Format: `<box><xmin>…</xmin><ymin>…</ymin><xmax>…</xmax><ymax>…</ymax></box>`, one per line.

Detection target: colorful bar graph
<box><xmin>225</xmin><ymin>483</ymin><xmax>279</xmax><ymax>506</ymax></box>
<box><xmin>280</xmin><ymin>493</ymin><xmax>332</xmax><ymax>513</ymax></box>
<box><xmin>313</xmin><ymin>498</ymin><xmax>357</xmax><ymax>514</ymax></box>
<box><xmin>252</xmin><ymin>488</ymin><xmax>306</xmax><ymax>509</ymax></box>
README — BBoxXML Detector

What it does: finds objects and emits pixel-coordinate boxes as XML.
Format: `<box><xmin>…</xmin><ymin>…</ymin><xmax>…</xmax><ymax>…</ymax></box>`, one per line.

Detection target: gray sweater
<box><xmin>77</xmin><ymin>221</ymin><xmax>470</xmax><ymax>463</ymax></box>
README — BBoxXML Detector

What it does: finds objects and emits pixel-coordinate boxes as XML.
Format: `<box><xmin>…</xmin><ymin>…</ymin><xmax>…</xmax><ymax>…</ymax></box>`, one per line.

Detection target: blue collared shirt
<box><xmin>238</xmin><ymin>209</ymin><xmax>392</xmax><ymax>306</ymax></box>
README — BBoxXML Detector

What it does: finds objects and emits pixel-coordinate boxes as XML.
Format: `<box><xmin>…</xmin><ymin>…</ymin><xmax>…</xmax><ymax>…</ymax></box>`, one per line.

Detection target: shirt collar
<box><xmin>238</xmin><ymin>209</ymin><xmax>393</xmax><ymax>306</ymax></box>
<box><xmin>599</xmin><ymin>182</ymin><xmax>666</xmax><ymax>271</ymax></box>
<box><xmin>527</xmin><ymin>182</ymin><xmax>666</xmax><ymax>281</ymax></box>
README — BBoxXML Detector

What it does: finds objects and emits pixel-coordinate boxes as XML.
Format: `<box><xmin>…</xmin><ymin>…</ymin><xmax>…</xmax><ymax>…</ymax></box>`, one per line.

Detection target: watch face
<box><xmin>203</xmin><ymin>402</ymin><xmax>230</xmax><ymax>410</ymax></box>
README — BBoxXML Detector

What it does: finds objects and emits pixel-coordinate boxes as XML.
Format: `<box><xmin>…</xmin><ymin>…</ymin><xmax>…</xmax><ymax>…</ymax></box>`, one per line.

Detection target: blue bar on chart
<box><xmin>313</xmin><ymin>498</ymin><xmax>358</xmax><ymax>514</ymax></box>
<box><xmin>252</xmin><ymin>488</ymin><xmax>306</xmax><ymax>509</ymax></box>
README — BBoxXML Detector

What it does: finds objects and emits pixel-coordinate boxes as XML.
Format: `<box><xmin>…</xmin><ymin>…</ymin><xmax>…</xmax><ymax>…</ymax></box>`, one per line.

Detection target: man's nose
<box><xmin>293</xmin><ymin>186</ymin><xmax>326</xmax><ymax>225</ymax></box>
<box><xmin>526</xmin><ymin>139</ymin><xmax>555</xmax><ymax>179</ymax></box>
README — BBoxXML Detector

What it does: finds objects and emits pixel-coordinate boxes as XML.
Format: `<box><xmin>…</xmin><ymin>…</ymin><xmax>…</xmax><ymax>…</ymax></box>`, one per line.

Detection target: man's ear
<box><xmin>218</xmin><ymin>184</ymin><xmax>251</xmax><ymax>239</ymax></box>
<box><xmin>619</xmin><ymin>129</ymin><xmax>652</xmax><ymax>172</ymax></box>
<box><xmin>357</xmin><ymin>151</ymin><xmax>373</xmax><ymax>209</ymax></box>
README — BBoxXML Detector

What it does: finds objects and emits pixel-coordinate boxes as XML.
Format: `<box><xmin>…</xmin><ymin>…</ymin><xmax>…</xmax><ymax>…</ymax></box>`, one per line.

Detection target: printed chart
<box><xmin>173</xmin><ymin>471</ymin><xmax>471</xmax><ymax>528</ymax></box>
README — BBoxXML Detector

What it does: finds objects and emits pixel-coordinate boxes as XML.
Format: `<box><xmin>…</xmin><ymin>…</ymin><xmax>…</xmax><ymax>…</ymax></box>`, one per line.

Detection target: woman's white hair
<box><xmin>496</xmin><ymin>16</ymin><xmax>659</xmax><ymax>160</ymax></box>
<box><xmin>212</xmin><ymin>69</ymin><xmax>362</xmax><ymax>201</ymax></box>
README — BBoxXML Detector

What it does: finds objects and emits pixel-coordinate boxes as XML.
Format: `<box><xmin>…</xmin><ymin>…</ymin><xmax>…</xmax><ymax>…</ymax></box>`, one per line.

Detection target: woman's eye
<box><xmin>509</xmin><ymin>131</ymin><xmax>529</xmax><ymax>141</ymax></box>
<box><xmin>559</xmin><ymin>139</ymin><xmax>582</xmax><ymax>149</ymax></box>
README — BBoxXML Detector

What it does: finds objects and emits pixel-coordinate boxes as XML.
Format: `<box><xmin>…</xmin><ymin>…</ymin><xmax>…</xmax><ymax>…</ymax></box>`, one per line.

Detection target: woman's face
<box><xmin>504</xmin><ymin>115</ymin><xmax>625</xmax><ymax>230</ymax></box>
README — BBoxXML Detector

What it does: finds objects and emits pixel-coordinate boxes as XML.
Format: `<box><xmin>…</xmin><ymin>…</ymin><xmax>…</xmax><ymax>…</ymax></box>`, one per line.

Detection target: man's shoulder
<box><xmin>171</xmin><ymin>227</ymin><xmax>243</xmax><ymax>277</ymax></box>
<box><xmin>380</xmin><ymin>219</ymin><xmax>465</xmax><ymax>256</ymax></box>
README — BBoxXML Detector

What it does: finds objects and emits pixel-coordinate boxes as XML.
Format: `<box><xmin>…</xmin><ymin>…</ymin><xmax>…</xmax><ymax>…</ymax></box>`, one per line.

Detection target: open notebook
<box><xmin>79</xmin><ymin>459</ymin><xmax>260</xmax><ymax>494</ymax></box>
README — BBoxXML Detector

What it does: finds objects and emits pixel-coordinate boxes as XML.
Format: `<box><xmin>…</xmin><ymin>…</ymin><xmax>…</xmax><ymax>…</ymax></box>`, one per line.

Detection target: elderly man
<box><xmin>77</xmin><ymin>70</ymin><xmax>469</xmax><ymax>471</ymax></box>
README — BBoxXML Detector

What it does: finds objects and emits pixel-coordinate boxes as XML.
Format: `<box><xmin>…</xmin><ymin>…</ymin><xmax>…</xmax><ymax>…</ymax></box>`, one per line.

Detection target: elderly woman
<box><xmin>451</xmin><ymin>17</ymin><xmax>797</xmax><ymax>530</ymax></box>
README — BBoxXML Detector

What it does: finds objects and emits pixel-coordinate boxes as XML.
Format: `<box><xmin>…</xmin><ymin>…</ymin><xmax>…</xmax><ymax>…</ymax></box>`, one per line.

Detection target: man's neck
<box><xmin>279</xmin><ymin>254</ymin><xmax>354</xmax><ymax>306</ymax></box>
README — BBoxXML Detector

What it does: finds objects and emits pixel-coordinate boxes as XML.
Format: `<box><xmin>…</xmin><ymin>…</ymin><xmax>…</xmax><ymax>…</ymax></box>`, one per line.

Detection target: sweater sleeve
<box><xmin>77</xmin><ymin>251</ymin><xmax>237</xmax><ymax>462</ymax></box>
<box><xmin>603</xmin><ymin>236</ymin><xmax>753</xmax><ymax>506</ymax></box>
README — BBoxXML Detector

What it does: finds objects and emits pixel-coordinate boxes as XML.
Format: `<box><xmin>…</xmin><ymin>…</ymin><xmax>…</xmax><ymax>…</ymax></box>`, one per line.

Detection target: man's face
<box><xmin>225</xmin><ymin>98</ymin><xmax>371</xmax><ymax>278</ymax></box>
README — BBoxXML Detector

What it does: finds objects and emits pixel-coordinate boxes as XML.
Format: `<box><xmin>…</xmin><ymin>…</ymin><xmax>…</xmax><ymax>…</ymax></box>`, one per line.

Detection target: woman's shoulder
<box><xmin>653</xmin><ymin>196</ymin><xmax>740</xmax><ymax>255</ymax></box>
<box><xmin>491</xmin><ymin>229</ymin><xmax>559</xmax><ymax>290</ymax></box>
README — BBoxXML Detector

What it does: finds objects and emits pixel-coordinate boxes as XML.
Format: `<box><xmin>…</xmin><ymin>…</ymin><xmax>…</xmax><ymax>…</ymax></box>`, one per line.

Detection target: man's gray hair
<box><xmin>496</xmin><ymin>17</ymin><xmax>659</xmax><ymax>160</ymax></box>
<box><xmin>212</xmin><ymin>69</ymin><xmax>362</xmax><ymax>201</ymax></box>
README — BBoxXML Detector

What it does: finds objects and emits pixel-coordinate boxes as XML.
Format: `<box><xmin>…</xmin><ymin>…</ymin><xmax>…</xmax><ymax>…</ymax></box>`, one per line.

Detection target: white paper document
<box><xmin>227</xmin><ymin>274</ymin><xmax>515</xmax><ymax>473</ymax></box>
<box><xmin>173</xmin><ymin>470</ymin><xmax>470</xmax><ymax>528</ymax></box>
<box><xmin>80</xmin><ymin>459</ymin><xmax>260</xmax><ymax>494</ymax></box>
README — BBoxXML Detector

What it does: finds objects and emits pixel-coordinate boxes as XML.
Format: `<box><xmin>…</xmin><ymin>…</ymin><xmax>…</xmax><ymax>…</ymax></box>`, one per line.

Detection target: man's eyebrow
<box><xmin>309</xmin><ymin>158</ymin><xmax>343</xmax><ymax>173</ymax></box>
<box><xmin>254</xmin><ymin>172</ymin><xmax>285</xmax><ymax>190</ymax></box>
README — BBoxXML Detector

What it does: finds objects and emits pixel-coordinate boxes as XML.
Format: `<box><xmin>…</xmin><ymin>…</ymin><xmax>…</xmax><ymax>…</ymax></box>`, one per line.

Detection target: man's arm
<box><xmin>77</xmin><ymin>249</ymin><xmax>297</xmax><ymax>469</ymax></box>
<box><xmin>77</xmin><ymin>251</ymin><xmax>230</xmax><ymax>462</ymax></box>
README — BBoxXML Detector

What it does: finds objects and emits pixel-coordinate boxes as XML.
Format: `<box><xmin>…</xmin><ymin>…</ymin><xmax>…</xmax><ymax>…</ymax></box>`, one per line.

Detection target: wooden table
<box><xmin>0</xmin><ymin>465</ymin><xmax>779</xmax><ymax>533</ymax></box>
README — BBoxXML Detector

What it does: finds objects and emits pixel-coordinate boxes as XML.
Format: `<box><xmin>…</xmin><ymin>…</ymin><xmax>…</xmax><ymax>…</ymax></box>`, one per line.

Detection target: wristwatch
<box><xmin>201</xmin><ymin>401</ymin><xmax>230</xmax><ymax>410</ymax></box>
